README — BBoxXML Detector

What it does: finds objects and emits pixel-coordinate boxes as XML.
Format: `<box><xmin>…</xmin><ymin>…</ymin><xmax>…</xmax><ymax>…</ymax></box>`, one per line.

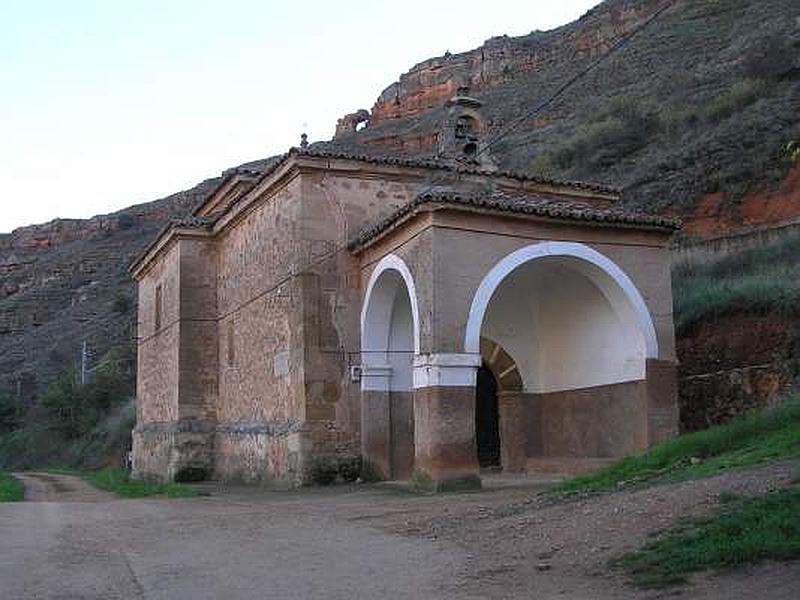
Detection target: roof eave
<box><xmin>348</xmin><ymin>200</ymin><xmax>680</xmax><ymax>254</ymax></box>
<box><xmin>129</xmin><ymin>225</ymin><xmax>213</xmax><ymax>280</ymax></box>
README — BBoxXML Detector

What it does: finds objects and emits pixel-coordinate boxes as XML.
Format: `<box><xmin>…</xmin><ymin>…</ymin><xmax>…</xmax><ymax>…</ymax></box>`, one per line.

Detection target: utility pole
<box><xmin>81</xmin><ymin>340</ymin><xmax>87</xmax><ymax>385</ymax></box>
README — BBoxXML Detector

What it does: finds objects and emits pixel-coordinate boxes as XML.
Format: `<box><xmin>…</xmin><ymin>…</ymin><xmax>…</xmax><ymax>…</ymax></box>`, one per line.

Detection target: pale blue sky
<box><xmin>0</xmin><ymin>0</ymin><xmax>600</xmax><ymax>233</ymax></box>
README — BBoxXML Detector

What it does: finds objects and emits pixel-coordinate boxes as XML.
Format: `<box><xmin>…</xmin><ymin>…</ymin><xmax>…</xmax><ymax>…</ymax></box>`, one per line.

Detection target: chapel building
<box><xmin>130</xmin><ymin>96</ymin><xmax>680</xmax><ymax>489</ymax></box>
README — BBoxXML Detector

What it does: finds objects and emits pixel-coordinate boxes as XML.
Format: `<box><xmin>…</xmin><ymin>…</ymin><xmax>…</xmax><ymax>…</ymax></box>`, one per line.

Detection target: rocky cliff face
<box><xmin>337</xmin><ymin>0</ymin><xmax>800</xmax><ymax>229</ymax></box>
<box><xmin>0</xmin><ymin>181</ymin><xmax>219</xmax><ymax>402</ymax></box>
<box><xmin>2</xmin><ymin>0</ymin><xmax>799</xmax><ymax>413</ymax></box>
<box><xmin>367</xmin><ymin>0</ymin><xmax>665</xmax><ymax>124</ymax></box>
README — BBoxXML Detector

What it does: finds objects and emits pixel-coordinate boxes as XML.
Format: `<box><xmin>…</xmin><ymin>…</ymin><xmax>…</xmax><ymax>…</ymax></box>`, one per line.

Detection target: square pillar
<box><xmin>412</xmin><ymin>353</ymin><xmax>482</xmax><ymax>491</ymax></box>
<box><xmin>360</xmin><ymin>364</ymin><xmax>392</xmax><ymax>479</ymax></box>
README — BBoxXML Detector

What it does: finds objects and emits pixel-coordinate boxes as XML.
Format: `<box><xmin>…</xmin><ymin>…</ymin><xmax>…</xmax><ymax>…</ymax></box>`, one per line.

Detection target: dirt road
<box><xmin>12</xmin><ymin>471</ymin><xmax>115</xmax><ymax>502</ymax></box>
<box><xmin>1</xmin><ymin>466</ymin><xmax>797</xmax><ymax>599</ymax></box>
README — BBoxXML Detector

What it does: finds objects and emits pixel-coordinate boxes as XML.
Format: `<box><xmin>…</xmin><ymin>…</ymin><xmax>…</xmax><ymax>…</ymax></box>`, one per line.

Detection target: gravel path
<box><xmin>1</xmin><ymin>463</ymin><xmax>797</xmax><ymax>599</ymax></box>
<box><xmin>12</xmin><ymin>471</ymin><xmax>115</xmax><ymax>502</ymax></box>
<box><xmin>376</xmin><ymin>461</ymin><xmax>800</xmax><ymax>599</ymax></box>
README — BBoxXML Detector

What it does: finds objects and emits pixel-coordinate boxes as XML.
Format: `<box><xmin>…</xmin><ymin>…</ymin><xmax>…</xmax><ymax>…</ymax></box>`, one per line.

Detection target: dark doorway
<box><xmin>475</xmin><ymin>365</ymin><xmax>501</xmax><ymax>468</ymax></box>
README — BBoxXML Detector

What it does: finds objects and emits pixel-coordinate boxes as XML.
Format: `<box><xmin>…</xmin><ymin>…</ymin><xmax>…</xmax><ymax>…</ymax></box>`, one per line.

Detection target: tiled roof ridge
<box><xmin>169</xmin><ymin>215</ymin><xmax>217</xmax><ymax>229</ymax></box>
<box><xmin>195</xmin><ymin>144</ymin><xmax>619</xmax><ymax>214</ymax></box>
<box><xmin>288</xmin><ymin>145</ymin><xmax>620</xmax><ymax>194</ymax></box>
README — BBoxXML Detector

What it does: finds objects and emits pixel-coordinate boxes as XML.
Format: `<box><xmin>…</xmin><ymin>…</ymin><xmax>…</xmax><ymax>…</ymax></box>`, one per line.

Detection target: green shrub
<box><xmin>529</xmin><ymin>152</ymin><xmax>560</xmax><ymax>177</ymax></box>
<box><xmin>0</xmin><ymin>393</ymin><xmax>20</xmax><ymax>434</ymax></box>
<box><xmin>0</xmin><ymin>343</ymin><xmax>135</xmax><ymax>470</ymax></box>
<box><xmin>786</xmin><ymin>141</ymin><xmax>800</xmax><ymax>163</ymax></box>
<box><xmin>741</xmin><ymin>34</ymin><xmax>797</xmax><ymax>82</ymax></box>
<box><xmin>359</xmin><ymin>458</ymin><xmax>386</xmax><ymax>483</ymax></box>
<box><xmin>660</xmin><ymin>104</ymin><xmax>700</xmax><ymax>137</ymax></box>
<box><xmin>338</xmin><ymin>455</ymin><xmax>362</xmax><ymax>483</ymax></box>
<box><xmin>409</xmin><ymin>469</ymin><xmax>435</xmax><ymax>494</ymax></box>
<box><xmin>530</xmin><ymin>99</ymin><xmax>661</xmax><ymax>172</ymax></box>
<box><xmin>309</xmin><ymin>455</ymin><xmax>339</xmax><ymax>485</ymax></box>
<box><xmin>0</xmin><ymin>425</ymin><xmax>62</xmax><ymax>470</ymax></box>
<box><xmin>704</xmin><ymin>78</ymin><xmax>767</xmax><ymax>123</ymax></box>
<box><xmin>40</xmin><ymin>350</ymin><xmax>132</xmax><ymax>441</ymax></box>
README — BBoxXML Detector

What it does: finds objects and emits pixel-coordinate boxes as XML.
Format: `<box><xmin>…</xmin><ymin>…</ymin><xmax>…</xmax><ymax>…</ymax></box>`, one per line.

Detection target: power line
<box><xmin>479</xmin><ymin>0</ymin><xmax>676</xmax><ymax>158</ymax></box>
<box><xmin>136</xmin><ymin>1</ymin><xmax>676</xmax><ymax>342</ymax></box>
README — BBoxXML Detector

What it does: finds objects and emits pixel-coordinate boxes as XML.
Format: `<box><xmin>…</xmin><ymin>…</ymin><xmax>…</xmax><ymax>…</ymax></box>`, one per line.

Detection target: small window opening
<box><xmin>455</xmin><ymin>115</ymin><xmax>478</xmax><ymax>139</ymax></box>
<box><xmin>154</xmin><ymin>284</ymin><xmax>163</xmax><ymax>331</ymax></box>
<box><xmin>227</xmin><ymin>321</ymin><xmax>235</xmax><ymax>366</ymax></box>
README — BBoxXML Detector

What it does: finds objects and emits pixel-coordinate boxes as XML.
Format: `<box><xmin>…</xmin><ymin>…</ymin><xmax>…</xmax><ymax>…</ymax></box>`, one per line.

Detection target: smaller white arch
<box><xmin>464</xmin><ymin>241</ymin><xmax>658</xmax><ymax>358</ymax></box>
<box><xmin>361</xmin><ymin>254</ymin><xmax>421</xmax><ymax>355</ymax></box>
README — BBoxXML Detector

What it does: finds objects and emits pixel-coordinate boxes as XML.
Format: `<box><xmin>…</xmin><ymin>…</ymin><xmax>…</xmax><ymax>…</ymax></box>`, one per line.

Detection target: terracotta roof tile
<box><xmin>191</xmin><ymin>143</ymin><xmax>619</xmax><ymax>220</ymax></box>
<box><xmin>348</xmin><ymin>189</ymin><xmax>680</xmax><ymax>251</ymax></box>
<box><xmin>169</xmin><ymin>215</ymin><xmax>217</xmax><ymax>229</ymax></box>
<box><xmin>288</xmin><ymin>144</ymin><xmax>619</xmax><ymax>194</ymax></box>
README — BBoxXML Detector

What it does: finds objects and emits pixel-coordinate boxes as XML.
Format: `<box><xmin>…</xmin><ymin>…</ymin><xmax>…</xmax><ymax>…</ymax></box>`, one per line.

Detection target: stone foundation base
<box><xmin>132</xmin><ymin>419</ymin><xmax>360</xmax><ymax>486</ymax></box>
<box><xmin>132</xmin><ymin>420</ymin><xmax>215</xmax><ymax>483</ymax></box>
<box><xmin>213</xmin><ymin>430</ymin><xmax>306</xmax><ymax>484</ymax></box>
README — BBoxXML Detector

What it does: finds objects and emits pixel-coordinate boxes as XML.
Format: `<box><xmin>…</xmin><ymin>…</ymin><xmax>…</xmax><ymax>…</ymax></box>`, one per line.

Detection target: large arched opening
<box><xmin>360</xmin><ymin>255</ymin><xmax>419</xmax><ymax>479</ymax></box>
<box><xmin>466</xmin><ymin>242</ymin><xmax>657</xmax><ymax>471</ymax></box>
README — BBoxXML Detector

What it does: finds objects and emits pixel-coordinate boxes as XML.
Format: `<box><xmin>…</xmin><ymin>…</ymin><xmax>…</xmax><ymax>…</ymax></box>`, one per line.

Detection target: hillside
<box><xmin>0</xmin><ymin>183</ymin><xmax>213</xmax><ymax>402</ymax></box>
<box><xmin>1</xmin><ymin>0</ymin><xmax>798</xmax><ymax>407</ymax></box>
<box><xmin>336</xmin><ymin>0</ymin><xmax>800</xmax><ymax>231</ymax></box>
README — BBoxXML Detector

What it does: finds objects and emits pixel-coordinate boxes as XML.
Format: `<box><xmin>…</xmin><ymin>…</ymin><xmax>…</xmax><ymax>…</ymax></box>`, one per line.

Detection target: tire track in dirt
<box><xmin>12</xmin><ymin>471</ymin><xmax>115</xmax><ymax>502</ymax></box>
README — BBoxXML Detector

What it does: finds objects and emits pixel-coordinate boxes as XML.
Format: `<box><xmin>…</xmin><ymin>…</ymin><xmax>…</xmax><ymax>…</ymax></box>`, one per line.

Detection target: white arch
<box><xmin>464</xmin><ymin>241</ymin><xmax>658</xmax><ymax>358</ymax></box>
<box><xmin>361</xmin><ymin>254</ymin><xmax>421</xmax><ymax>355</ymax></box>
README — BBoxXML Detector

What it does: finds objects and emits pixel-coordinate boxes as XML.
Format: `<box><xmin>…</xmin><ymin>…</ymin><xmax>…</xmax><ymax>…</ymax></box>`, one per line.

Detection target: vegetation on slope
<box><xmin>0</xmin><ymin>344</ymin><xmax>135</xmax><ymax>470</ymax></box>
<box><xmin>0</xmin><ymin>471</ymin><xmax>24</xmax><ymax>502</ymax></box>
<box><xmin>550</xmin><ymin>398</ymin><xmax>800</xmax><ymax>497</ymax></box>
<box><xmin>614</xmin><ymin>484</ymin><xmax>800</xmax><ymax>587</ymax></box>
<box><xmin>672</xmin><ymin>232</ymin><xmax>800</xmax><ymax>334</ymax></box>
<box><xmin>549</xmin><ymin>399</ymin><xmax>800</xmax><ymax>587</ymax></box>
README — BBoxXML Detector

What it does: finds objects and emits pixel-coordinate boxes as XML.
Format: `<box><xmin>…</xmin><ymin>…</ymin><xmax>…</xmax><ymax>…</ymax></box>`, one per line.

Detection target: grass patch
<box><xmin>84</xmin><ymin>468</ymin><xmax>201</xmax><ymax>498</ymax></box>
<box><xmin>673</xmin><ymin>233</ymin><xmax>800</xmax><ymax>333</ymax></box>
<box><xmin>0</xmin><ymin>471</ymin><xmax>24</xmax><ymax>502</ymax></box>
<box><xmin>549</xmin><ymin>399</ymin><xmax>800</xmax><ymax>497</ymax></box>
<box><xmin>409</xmin><ymin>469</ymin><xmax>435</xmax><ymax>494</ymax></box>
<box><xmin>613</xmin><ymin>486</ymin><xmax>800</xmax><ymax>587</ymax></box>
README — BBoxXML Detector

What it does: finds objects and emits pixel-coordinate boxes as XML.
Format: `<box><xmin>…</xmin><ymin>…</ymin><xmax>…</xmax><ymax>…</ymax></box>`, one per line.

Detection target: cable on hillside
<box><xmin>135</xmin><ymin>0</ymin><xmax>676</xmax><ymax>343</ymax></box>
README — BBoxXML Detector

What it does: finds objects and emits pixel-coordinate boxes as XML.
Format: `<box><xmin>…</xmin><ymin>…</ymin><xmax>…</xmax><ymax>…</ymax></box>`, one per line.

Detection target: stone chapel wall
<box><xmin>297</xmin><ymin>170</ymin><xmax>427</xmax><ymax>466</ymax></box>
<box><xmin>213</xmin><ymin>178</ymin><xmax>306</xmax><ymax>481</ymax></box>
<box><xmin>132</xmin><ymin>242</ymin><xmax>181</xmax><ymax>479</ymax></box>
<box><xmin>135</xmin><ymin>242</ymin><xmax>181</xmax><ymax>424</ymax></box>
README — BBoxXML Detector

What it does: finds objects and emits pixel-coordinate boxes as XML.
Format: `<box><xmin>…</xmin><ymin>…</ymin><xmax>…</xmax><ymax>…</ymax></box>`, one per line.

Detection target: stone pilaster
<box><xmin>497</xmin><ymin>391</ymin><xmax>527</xmax><ymax>472</ymax></box>
<box><xmin>646</xmin><ymin>359</ymin><xmax>679</xmax><ymax>444</ymax></box>
<box><xmin>361</xmin><ymin>389</ymin><xmax>391</xmax><ymax>479</ymax></box>
<box><xmin>411</xmin><ymin>353</ymin><xmax>481</xmax><ymax>491</ymax></box>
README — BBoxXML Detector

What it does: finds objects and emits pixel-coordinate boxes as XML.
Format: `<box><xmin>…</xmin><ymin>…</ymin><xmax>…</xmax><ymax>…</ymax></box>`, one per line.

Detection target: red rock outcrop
<box><xmin>366</xmin><ymin>0</ymin><xmax>667</xmax><ymax>125</ymax></box>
